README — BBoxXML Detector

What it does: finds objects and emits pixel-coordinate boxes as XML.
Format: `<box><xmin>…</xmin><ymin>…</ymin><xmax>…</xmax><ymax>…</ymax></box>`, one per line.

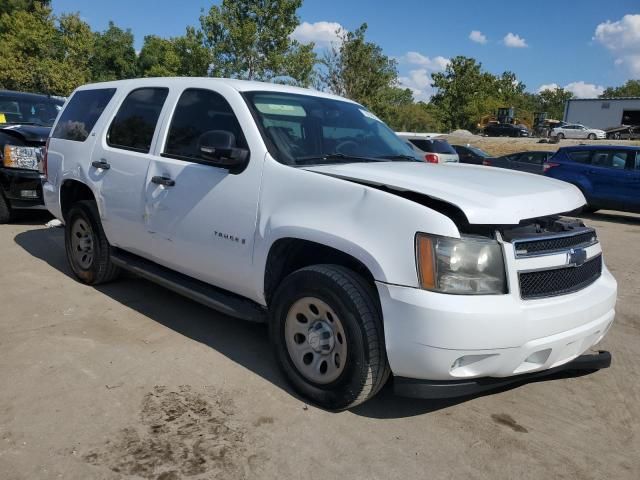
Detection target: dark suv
<box><xmin>0</xmin><ymin>90</ymin><xmax>64</xmax><ymax>222</ymax></box>
<box><xmin>484</xmin><ymin>123</ymin><xmax>530</xmax><ymax>137</ymax></box>
<box><xmin>544</xmin><ymin>145</ymin><xmax>640</xmax><ymax>213</ymax></box>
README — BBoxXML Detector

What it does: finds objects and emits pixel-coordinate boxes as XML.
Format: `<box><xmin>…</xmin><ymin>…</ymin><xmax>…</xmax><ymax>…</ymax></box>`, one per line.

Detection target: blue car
<box><xmin>544</xmin><ymin>145</ymin><xmax>640</xmax><ymax>213</ymax></box>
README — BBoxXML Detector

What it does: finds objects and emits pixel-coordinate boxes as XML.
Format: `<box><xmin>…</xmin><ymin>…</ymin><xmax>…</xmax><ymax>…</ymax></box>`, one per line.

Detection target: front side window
<box><xmin>244</xmin><ymin>91</ymin><xmax>417</xmax><ymax>166</ymax></box>
<box><xmin>52</xmin><ymin>88</ymin><xmax>115</xmax><ymax>141</ymax></box>
<box><xmin>107</xmin><ymin>88</ymin><xmax>168</xmax><ymax>153</ymax></box>
<box><xmin>164</xmin><ymin>88</ymin><xmax>247</xmax><ymax>160</ymax></box>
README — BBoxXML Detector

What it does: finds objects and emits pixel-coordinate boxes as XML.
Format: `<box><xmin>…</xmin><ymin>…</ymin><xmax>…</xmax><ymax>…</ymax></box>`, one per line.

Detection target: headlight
<box><xmin>3</xmin><ymin>145</ymin><xmax>43</xmax><ymax>170</ymax></box>
<box><xmin>416</xmin><ymin>233</ymin><xmax>507</xmax><ymax>295</ymax></box>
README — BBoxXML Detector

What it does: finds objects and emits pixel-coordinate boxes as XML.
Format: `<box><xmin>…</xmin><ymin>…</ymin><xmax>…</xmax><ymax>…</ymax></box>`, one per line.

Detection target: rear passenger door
<box><xmin>143</xmin><ymin>87</ymin><xmax>264</xmax><ymax>298</ymax></box>
<box><xmin>586</xmin><ymin>150</ymin><xmax>634</xmax><ymax>210</ymax></box>
<box><xmin>93</xmin><ymin>87</ymin><xmax>169</xmax><ymax>257</ymax></box>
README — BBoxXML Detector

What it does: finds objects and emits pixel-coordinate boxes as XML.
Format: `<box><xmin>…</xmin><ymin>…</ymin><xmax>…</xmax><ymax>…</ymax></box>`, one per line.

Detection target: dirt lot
<box><xmin>1</xmin><ymin>210</ymin><xmax>639</xmax><ymax>480</ymax></box>
<box><xmin>443</xmin><ymin>134</ymin><xmax>640</xmax><ymax>157</ymax></box>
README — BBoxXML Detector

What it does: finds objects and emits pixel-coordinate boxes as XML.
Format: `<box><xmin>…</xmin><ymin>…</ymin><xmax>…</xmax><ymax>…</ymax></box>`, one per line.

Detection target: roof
<box><xmin>558</xmin><ymin>144</ymin><xmax>640</xmax><ymax>151</ymax></box>
<box><xmin>567</xmin><ymin>97</ymin><xmax>640</xmax><ymax>102</ymax></box>
<box><xmin>74</xmin><ymin>77</ymin><xmax>355</xmax><ymax>104</ymax></box>
<box><xmin>396</xmin><ymin>132</ymin><xmax>444</xmax><ymax>138</ymax></box>
<box><xmin>0</xmin><ymin>89</ymin><xmax>64</xmax><ymax>104</ymax></box>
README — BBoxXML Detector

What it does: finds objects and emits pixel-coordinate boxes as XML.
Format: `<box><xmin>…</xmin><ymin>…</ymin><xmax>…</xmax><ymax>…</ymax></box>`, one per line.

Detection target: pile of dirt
<box><xmin>450</xmin><ymin>129</ymin><xmax>474</xmax><ymax>137</ymax></box>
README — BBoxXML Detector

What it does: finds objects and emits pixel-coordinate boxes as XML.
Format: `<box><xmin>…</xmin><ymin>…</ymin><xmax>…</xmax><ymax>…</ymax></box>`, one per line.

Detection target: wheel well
<box><xmin>60</xmin><ymin>180</ymin><xmax>96</xmax><ymax>220</ymax></box>
<box><xmin>264</xmin><ymin>238</ymin><xmax>377</xmax><ymax>305</ymax></box>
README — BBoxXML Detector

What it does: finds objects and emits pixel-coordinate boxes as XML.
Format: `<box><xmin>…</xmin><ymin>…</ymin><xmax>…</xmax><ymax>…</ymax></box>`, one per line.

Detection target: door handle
<box><xmin>91</xmin><ymin>159</ymin><xmax>110</xmax><ymax>170</ymax></box>
<box><xmin>151</xmin><ymin>176</ymin><xmax>175</xmax><ymax>187</ymax></box>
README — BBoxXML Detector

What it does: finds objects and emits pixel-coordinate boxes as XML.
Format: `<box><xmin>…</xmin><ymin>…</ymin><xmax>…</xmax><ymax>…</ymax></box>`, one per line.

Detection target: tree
<box><xmin>601</xmin><ymin>80</ymin><xmax>640</xmax><ymax>98</ymax></box>
<box><xmin>0</xmin><ymin>0</ymin><xmax>50</xmax><ymax>16</ymax></box>
<box><xmin>56</xmin><ymin>13</ymin><xmax>95</xmax><ymax>89</ymax></box>
<box><xmin>537</xmin><ymin>87</ymin><xmax>573</xmax><ymax>120</ymax></box>
<box><xmin>321</xmin><ymin>23</ymin><xmax>407</xmax><ymax>121</ymax></box>
<box><xmin>138</xmin><ymin>35</ymin><xmax>181</xmax><ymax>77</ymax></box>
<box><xmin>91</xmin><ymin>21</ymin><xmax>137</xmax><ymax>82</ymax></box>
<box><xmin>200</xmin><ymin>0</ymin><xmax>316</xmax><ymax>85</ymax></box>
<box><xmin>431</xmin><ymin>56</ymin><xmax>496</xmax><ymax>131</ymax></box>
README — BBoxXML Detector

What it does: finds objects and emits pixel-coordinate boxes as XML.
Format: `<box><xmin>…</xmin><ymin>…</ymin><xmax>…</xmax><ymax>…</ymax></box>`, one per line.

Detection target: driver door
<box><xmin>143</xmin><ymin>87</ymin><xmax>264</xmax><ymax>297</ymax></box>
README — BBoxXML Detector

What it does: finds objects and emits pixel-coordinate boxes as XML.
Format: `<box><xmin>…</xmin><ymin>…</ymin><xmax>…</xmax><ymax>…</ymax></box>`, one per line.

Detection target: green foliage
<box><xmin>200</xmin><ymin>0</ymin><xmax>316</xmax><ymax>85</ymax></box>
<box><xmin>601</xmin><ymin>80</ymin><xmax>640</xmax><ymax>98</ymax></box>
<box><xmin>91</xmin><ymin>21</ymin><xmax>137</xmax><ymax>82</ymax></box>
<box><xmin>537</xmin><ymin>87</ymin><xmax>573</xmax><ymax>120</ymax></box>
<box><xmin>0</xmin><ymin>0</ymin><xmax>50</xmax><ymax>16</ymax></box>
<box><xmin>138</xmin><ymin>35</ymin><xmax>182</xmax><ymax>77</ymax></box>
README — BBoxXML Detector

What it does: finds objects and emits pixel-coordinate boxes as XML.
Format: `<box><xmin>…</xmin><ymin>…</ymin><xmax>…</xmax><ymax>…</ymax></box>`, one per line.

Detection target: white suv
<box><xmin>43</xmin><ymin>78</ymin><xmax>616</xmax><ymax>409</ymax></box>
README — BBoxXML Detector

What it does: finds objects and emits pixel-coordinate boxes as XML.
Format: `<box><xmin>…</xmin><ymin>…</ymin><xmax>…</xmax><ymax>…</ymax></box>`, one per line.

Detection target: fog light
<box><xmin>20</xmin><ymin>190</ymin><xmax>38</xmax><ymax>198</ymax></box>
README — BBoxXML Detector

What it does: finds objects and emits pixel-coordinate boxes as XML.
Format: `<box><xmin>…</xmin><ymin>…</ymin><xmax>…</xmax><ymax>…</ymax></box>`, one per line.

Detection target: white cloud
<box><xmin>537</xmin><ymin>83</ymin><xmax>559</xmax><ymax>93</ymax></box>
<box><xmin>564</xmin><ymin>81</ymin><xmax>605</xmax><ymax>98</ymax></box>
<box><xmin>469</xmin><ymin>30</ymin><xmax>487</xmax><ymax>44</ymax></box>
<box><xmin>399</xmin><ymin>69</ymin><xmax>435</xmax><ymax>101</ymax></box>
<box><xmin>291</xmin><ymin>21</ymin><xmax>343</xmax><ymax>47</ymax></box>
<box><xmin>537</xmin><ymin>81</ymin><xmax>604</xmax><ymax>98</ymax></box>
<box><xmin>503</xmin><ymin>32</ymin><xmax>528</xmax><ymax>48</ymax></box>
<box><xmin>594</xmin><ymin>14</ymin><xmax>640</xmax><ymax>76</ymax></box>
<box><xmin>398</xmin><ymin>52</ymin><xmax>450</xmax><ymax>101</ymax></box>
<box><xmin>402</xmin><ymin>52</ymin><xmax>450</xmax><ymax>70</ymax></box>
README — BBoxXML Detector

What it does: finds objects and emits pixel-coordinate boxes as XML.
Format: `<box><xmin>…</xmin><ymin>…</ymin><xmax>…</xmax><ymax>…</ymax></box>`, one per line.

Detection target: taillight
<box><xmin>42</xmin><ymin>138</ymin><xmax>50</xmax><ymax>179</ymax></box>
<box><xmin>424</xmin><ymin>153</ymin><xmax>439</xmax><ymax>163</ymax></box>
<box><xmin>543</xmin><ymin>162</ymin><xmax>559</xmax><ymax>174</ymax></box>
<box><xmin>482</xmin><ymin>159</ymin><xmax>492</xmax><ymax>166</ymax></box>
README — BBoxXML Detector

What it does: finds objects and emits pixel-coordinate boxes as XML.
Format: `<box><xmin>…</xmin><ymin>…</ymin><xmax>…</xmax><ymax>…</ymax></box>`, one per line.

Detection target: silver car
<box><xmin>552</xmin><ymin>124</ymin><xmax>606</xmax><ymax>140</ymax></box>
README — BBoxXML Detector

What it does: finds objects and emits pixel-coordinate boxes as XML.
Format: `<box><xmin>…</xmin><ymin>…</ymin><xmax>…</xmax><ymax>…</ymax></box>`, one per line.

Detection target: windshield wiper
<box><xmin>294</xmin><ymin>153</ymin><xmax>388</xmax><ymax>165</ymax></box>
<box><xmin>376</xmin><ymin>154</ymin><xmax>418</xmax><ymax>161</ymax></box>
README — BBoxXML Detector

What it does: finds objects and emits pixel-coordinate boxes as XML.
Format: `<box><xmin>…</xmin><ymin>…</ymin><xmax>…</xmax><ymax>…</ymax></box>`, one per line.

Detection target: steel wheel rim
<box><xmin>284</xmin><ymin>297</ymin><xmax>348</xmax><ymax>384</ymax></box>
<box><xmin>70</xmin><ymin>218</ymin><xmax>94</xmax><ymax>269</ymax></box>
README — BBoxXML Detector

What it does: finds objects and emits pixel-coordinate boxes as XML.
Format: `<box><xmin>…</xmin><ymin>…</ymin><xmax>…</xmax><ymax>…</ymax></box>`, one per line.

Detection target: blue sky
<box><xmin>52</xmin><ymin>0</ymin><xmax>640</xmax><ymax>99</ymax></box>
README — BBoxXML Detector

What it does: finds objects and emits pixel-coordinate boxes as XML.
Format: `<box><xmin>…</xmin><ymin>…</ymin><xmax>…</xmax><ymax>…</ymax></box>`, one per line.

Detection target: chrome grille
<box><xmin>519</xmin><ymin>255</ymin><xmax>602</xmax><ymax>299</ymax></box>
<box><xmin>513</xmin><ymin>230</ymin><xmax>597</xmax><ymax>257</ymax></box>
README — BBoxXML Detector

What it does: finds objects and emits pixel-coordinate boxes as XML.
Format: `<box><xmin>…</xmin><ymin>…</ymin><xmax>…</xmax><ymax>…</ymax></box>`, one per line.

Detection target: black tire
<box><xmin>588</xmin><ymin>133</ymin><xmax>596</xmax><ymax>140</ymax></box>
<box><xmin>270</xmin><ymin>265</ymin><xmax>390</xmax><ymax>410</ymax></box>
<box><xmin>65</xmin><ymin>200</ymin><xmax>120</xmax><ymax>285</ymax></box>
<box><xmin>582</xmin><ymin>205</ymin><xmax>599</xmax><ymax>214</ymax></box>
<box><xmin>0</xmin><ymin>191</ymin><xmax>13</xmax><ymax>224</ymax></box>
<box><xmin>557</xmin><ymin>132</ymin><xmax>565</xmax><ymax>140</ymax></box>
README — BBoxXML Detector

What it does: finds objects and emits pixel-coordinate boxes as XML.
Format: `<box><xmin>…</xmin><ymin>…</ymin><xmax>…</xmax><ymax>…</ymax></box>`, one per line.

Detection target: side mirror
<box><xmin>197</xmin><ymin>130</ymin><xmax>249</xmax><ymax>172</ymax></box>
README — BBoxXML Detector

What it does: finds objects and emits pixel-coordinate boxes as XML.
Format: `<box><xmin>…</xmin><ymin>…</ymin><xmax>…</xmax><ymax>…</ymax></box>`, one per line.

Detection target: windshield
<box><xmin>244</xmin><ymin>91</ymin><xmax>418</xmax><ymax>166</ymax></box>
<box><xmin>0</xmin><ymin>94</ymin><xmax>64</xmax><ymax>127</ymax></box>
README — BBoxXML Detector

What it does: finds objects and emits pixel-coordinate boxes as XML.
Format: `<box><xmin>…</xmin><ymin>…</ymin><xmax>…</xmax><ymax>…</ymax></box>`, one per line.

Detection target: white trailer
<box><xmin>564</xmin><ymin>97</ymin><xmax>640</xmax><ymax>130</ymax></box>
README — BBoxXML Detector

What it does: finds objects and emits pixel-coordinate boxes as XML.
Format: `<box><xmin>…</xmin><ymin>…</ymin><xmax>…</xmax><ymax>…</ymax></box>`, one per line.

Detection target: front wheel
<box><xmin>588</xmin><ymin>133</ymin><xmax>596</xmax><ymax>140</ymax></box>
<box><xmin>65</xmin><ymin>200</ymin><xmax>120</xmax><ymax>285</ymax></box>
<box><xmin>270</xmin><ymin>265</ymin><xmax>390</xmax><ymax>410</ymax></box>
<box><xmin>556</xmin><ymin>132</ymin><xmax>565</xmax><ymax>140</ymax></box>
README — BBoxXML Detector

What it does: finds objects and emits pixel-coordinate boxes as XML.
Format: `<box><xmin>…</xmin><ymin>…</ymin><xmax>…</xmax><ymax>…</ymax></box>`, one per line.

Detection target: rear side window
<box><xmin>409</xmin><ymin>139</ymin><xmax>456</xmax><ymax>154</ymax></box>
<box><xmin>107</xmin><ymin>88</ymin><xmax>169</xmax><ymax>153</ymax></box>
<box><xmin>591</xmin><ymin>151</ymin><xmax>629</xmax><ymax>170</ymax></box>
<box><xmin>567</xmin><ymin>150</ymin><xmax>591</xmax><ymax>164</ymax></box>
<box><xmin>164</xmin><ymin>88</ymin><xmax>246</xmax><ymax>160</ymax></box>
<box><xmin>52</xmin><ymin>88</ymin><xmax>116</xmax><ymax>141</ymax></box>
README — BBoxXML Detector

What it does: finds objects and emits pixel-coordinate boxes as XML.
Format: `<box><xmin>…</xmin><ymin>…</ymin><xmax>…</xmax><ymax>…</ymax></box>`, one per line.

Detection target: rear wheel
<box><xmin>0</xmin><ymin>191</ymin><xmax>13</xmax><ymax>224</ymax></box>
<box><xmin>65</xmin><ymin>200</ymin><xmax>120</xmax><ymax>285</ymax></box>
<box><xmin>270</xmin><ymin>265</ymin><xmax>390</xmax><ymax>410</ymax></box>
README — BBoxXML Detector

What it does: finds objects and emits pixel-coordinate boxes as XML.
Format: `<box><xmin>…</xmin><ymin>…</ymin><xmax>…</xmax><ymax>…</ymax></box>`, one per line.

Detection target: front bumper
<box><xmin>394</xmin><ymin>350</ymin><xmax>611</xmax><ymax>399</ymax></box>
<box><xmin>0</xmin><ymin>167</ymin><xmax>45</xmax><ymax>208</ymax></box>
<box><xmin>376</xmin><ymin>265</ymin><xmax>617</xmax><ymax>381</ymax></box>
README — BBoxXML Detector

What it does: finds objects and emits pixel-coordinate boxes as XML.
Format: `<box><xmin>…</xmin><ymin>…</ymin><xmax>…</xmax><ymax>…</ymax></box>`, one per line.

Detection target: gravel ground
<box><xmin>0</xmin><ymin>211</ymin><xmax>639</xmax><ymax>480</ymax></box>
<box><xmin>443</xmin><ymin>134</ymin><xmax>640</xmax><ymax>157</ymax></box>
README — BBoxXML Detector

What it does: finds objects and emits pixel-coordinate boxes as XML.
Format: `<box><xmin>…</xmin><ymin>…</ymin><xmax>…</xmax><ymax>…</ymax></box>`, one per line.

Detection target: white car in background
<box><xmin>396</xmin><ymin>132</ymin><xmax>459</xmax><ymax>163</ymax></box>
<box><xmin>552</xmin><ymin>124</ymin><xmax>606</xmax><ymax>140</ymax></box>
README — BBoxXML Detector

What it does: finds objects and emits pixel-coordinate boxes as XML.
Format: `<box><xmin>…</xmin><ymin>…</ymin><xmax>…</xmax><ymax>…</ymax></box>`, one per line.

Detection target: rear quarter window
<box><xmin>52</xmin><ymin>88</ymin><xmax>116</xmax><ymax>141</ymax></box>
<box><xmin>567</xmin><ymin>150</ymin><xmax>591</xmax><ymax>164</ymax></box>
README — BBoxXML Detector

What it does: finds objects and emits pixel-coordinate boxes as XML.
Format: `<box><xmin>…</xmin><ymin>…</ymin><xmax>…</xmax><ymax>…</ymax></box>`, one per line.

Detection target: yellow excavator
<box><xmin>477</xmin><ymin>107</ymin><xmax>532</xmax><ymax>132</ymax></box>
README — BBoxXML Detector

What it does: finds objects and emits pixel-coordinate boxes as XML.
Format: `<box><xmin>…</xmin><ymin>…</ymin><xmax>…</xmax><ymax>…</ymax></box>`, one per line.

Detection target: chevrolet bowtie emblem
<box><xmin>567</xmin><ymin>248</ymin><xmax>587</xmax><ymax>267</ymax></box>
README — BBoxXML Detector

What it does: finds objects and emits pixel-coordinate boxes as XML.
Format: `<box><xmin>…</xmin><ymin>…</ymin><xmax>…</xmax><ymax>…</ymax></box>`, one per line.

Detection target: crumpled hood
<box><xmin>303</xmin><ymin>162</ymin><xmax>585</xmax><ymax>225</ymax></box>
